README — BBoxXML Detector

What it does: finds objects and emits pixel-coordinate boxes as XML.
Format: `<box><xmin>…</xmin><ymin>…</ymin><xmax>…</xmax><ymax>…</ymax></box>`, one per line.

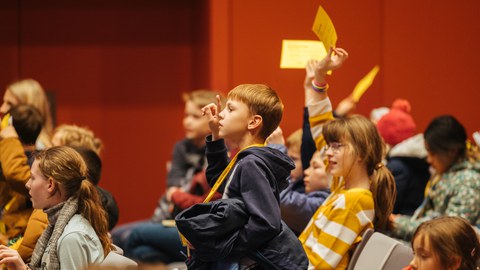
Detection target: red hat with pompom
<box><xmin>377</xmin><ymin>99</ymin><xmax>416</xmax><ymax>146</ymax></box>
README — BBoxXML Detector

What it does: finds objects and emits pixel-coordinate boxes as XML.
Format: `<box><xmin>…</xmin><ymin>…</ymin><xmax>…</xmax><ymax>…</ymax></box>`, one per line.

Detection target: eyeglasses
<box><xmin>325</xmin><ymin>142</ymin><xmax>344</xmax><ymax>154</ymax></box>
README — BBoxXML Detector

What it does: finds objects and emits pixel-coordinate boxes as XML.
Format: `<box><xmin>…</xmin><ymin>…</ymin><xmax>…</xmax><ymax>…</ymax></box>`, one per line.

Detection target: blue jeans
<box><xmin>124</xmin><ymin>223</ymin><xmax>186</xmax><ymax>263</ymax></box>
<box><xmin>111</xmin><ymin>220</ymin><xmax>150</xmax><ymax>250</ymax></box>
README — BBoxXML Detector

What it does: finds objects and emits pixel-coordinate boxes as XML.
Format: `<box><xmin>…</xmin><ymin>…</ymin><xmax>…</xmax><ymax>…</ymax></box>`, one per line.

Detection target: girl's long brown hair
<box><xmin>323</xmin><ymin>115</ymin><xmax>396</xmax><ymax>229</ymax></box>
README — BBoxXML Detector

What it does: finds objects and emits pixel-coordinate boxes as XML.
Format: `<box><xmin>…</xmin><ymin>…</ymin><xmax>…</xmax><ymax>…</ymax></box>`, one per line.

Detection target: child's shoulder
<box><xmin>238</xmin><ymin>146</ymin><xmax>294</xmax><ymax>169</ymax></box>
<box><xmin>340</xmin><ymin>188</ymin><xmax>374</xmax><ymax>208</ymax></box>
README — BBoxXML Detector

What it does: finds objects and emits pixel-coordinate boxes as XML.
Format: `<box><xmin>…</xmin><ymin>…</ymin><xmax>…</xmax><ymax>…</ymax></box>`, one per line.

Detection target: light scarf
<box><xmin>29</xmin><ymin>196</ymin><xmax>79</xmax><ymax>270</ymax></box>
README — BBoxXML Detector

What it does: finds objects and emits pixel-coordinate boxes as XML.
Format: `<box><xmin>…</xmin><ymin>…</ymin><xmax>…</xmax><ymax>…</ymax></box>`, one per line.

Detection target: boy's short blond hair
<box><xmin>182</xmin><ymin>89</ymin><xmax>226</xmax><ymax>109</ymax></box>
<box><xmin>228</xmin><ymin>84</ymin><xmax>283</xmax><ymax>140</ymax></box>
<box><xmin>53</xmin><ymin>124</ymin><xmax>103</xmax><ymax>154</ymax></box>
<box><xmin>286</xmin><ymin>129</ymin><xmax>302</xmax><ymax>154</ymax></box>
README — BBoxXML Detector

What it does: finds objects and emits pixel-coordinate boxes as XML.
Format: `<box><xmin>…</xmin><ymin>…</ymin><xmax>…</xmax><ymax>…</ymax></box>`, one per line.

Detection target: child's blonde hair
<box><xmin>8</xmin><ymin>79</ymin><xmax>53</xmax><ymax>146</ymax></box>
<box><xmin>54</xmin><ymin>124</ymin><xmax>103</xmax><ymax>154</ymax></box>
<box><xmin>323</xmin><ymin>115</ymin><xmax>396</xmax><ymax>229</ymax></box>
<box><xmin>228</xmin><ymin>84</ymin><xmax>283</xmax><ymax>140</ymax></box>
<box><xmin>182</xmin><ymin>89</ymin><xmax>226</xmax><ymax>109</ymax></box>
<box><xmin>34</xmin><ymin>146</ymin><xmax>112</xmax><ymax>255</ymax></box>
<box><xmin>412</xmin><ymin>216</ymin><xmax>480</xmax><ymax>270</ymax></box>
<box><xmin>286</xmin><ymin>129</ymin><xmax>302</xmax><ymax>155</ymax></box>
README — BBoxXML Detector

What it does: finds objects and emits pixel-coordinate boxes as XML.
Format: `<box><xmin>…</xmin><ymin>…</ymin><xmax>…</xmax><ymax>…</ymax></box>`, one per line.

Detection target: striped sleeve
<box><xmin>300</xmin><ymin>190</ymin><xmax>374</xmax><ymax>269</ymax></box>
<box><xmin>307</xmin><ymin>98</ymin><xmax>334</xmax><ymax>150</ymax></box>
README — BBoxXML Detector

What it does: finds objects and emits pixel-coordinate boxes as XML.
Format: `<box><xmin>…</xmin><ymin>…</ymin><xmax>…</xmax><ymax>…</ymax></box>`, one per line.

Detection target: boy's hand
<box><xmin>0</xmin><ymin>126</ymin><xmax>18</xmax><ymax>140</ymax></box>
<box><xmin>166</xmin><ymin>186</ymin><xmax>181</xmax><ymax>202</ymax></box>
<box><xmin>265</xmin><ymin>127</ymin><xmax>285</xmax><ymax>146</ymax></box>
<box><xmin>201</xmin><ymin>95</ymin><xmax>223</xmax><ymax>141</ymax></box>
<box><xmin>335</xmin><ymin>95</ymin><xmax>357</xmax><ymax>117</ymax></box>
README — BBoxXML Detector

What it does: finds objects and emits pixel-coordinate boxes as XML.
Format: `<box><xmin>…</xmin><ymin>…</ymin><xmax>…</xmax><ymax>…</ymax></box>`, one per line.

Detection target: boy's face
<box><xmin>288</xmin><ymin>149</ymin><xmax>303</xmax><ymax>180</ymax></box>
<box><xmin>304</xmin><ymin>151</ymin><xmax>329</xmax><ymax>193</ymax></box>
<box><xmin>218</xmin><ymin>99</ymin><xmax>252</xmax><ymax>142</ymax></box>
<box><xmin>183</xmin><ymin>100</ymin><xmax>211</xmax><ymax>142</ymax></box>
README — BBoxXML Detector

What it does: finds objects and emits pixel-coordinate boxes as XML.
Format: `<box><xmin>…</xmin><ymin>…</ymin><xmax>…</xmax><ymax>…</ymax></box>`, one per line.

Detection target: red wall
<box><xmin>209</xmin><ymin>0</ymin><xmax>480</xmax><ymax>138</ymax></box>
<box><xmin>1</xmin><ymin>0</ymin><xmax>479</xmax><ymax>224</ymax></box>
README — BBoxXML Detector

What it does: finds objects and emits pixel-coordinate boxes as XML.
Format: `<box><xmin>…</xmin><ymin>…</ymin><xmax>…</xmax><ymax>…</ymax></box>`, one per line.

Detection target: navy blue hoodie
<box><xmin>205</xmin><ymin>136</ymin><xmax>295</xmax><ymax>256</ymax></box>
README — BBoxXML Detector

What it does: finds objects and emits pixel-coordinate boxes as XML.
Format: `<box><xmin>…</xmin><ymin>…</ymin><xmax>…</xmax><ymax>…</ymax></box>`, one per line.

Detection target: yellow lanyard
<box><xmin>424</xmin><ymin>174</ymin><xmax>441</xmax><ymax>197</ymax></box>
<box><xmin>179</xmin><ymin>143</ymin><xmax>264</xmax><ymax>249</ymax></box>
<box><xmin>202</xmin><ymin>143</ymin><xmax>264</xmax><ymax>203</ymax></box>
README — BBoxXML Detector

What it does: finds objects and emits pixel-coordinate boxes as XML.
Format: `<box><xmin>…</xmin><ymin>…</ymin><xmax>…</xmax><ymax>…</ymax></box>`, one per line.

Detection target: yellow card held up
<box><xmin>280</xmin><ymin>40</ymin><xmax>327</xmax><ymax>69</ymax></box>
<box><xmin>312</xmin><ymin>5</ymin><xmax>337</xmax><ymax>52</ymax></box>
<box><xmin>352</xmin><ymin>65</ymin><xmax>380</xmax><ymax>102</ymax></box>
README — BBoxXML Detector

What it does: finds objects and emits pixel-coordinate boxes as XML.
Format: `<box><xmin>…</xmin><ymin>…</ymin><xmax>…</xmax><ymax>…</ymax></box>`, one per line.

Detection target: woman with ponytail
<box><xmin>298</xmin><ymin>47</ymin><xmax>396</xmax><ymax>269</ymax></box>
<box><xmin>0</xmin><ymin>146</ymin><xmax>111</xmax><ymax>269</ymax></box>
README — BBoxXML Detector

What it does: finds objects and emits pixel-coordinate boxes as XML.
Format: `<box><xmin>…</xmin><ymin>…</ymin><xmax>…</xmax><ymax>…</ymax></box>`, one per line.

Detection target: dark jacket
<box><xmin>97</xmin><ymin>186</ymin><xmax>119</xmax><ymax>231</ymax></box>
<box><xmin>387</xmin><ymin>134</ymin><xmax>430</xmax><ymax>215</ymax></box>
<box><xmin>205</xmin><ymin>136</ymin><xmax>294</xmax><ymax>257</ymax></box>
<box><xmin>176</xmin><ymin>198</ymin><xmax>308</xmax><ymax>270</ymax></box>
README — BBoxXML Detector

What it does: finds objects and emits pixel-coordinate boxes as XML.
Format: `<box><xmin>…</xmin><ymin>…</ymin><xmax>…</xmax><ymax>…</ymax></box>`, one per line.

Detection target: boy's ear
<box><xmin>247</xmin><ymin>115</ymin><xmax>263</xmax><ymax>131</ymax></box>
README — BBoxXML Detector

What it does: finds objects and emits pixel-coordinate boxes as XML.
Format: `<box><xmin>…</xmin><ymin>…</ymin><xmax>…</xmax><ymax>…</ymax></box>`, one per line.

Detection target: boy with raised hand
<box><xmin>198</xmin><ymin>84</ymin><xmax>307</xmax><ymax>269</ymax></box>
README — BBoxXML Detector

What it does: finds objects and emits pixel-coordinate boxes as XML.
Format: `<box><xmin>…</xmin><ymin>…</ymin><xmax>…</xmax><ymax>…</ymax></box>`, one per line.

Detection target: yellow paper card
<box><xmin>352</xmin><ymin>65</ymin><xmax>380</xmax><ymax>102</ymax></box>
<box><xmin>280</xmin><ymin>40</ymin><xmax>327</xmax><ymax>69</ymax></box>
<box><xmin>312</xmin><ymin>5</ymin><xmax>337</xmax><ymax>52</ymax></box>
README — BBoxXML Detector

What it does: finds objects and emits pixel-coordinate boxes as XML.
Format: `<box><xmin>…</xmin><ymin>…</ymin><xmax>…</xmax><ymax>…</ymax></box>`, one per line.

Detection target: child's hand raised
<box><xmin>265</xmin><ymin>127</ymin><xmax>285</xmax><ymax>146</ymax></box>
<box><xmin>304</xmin><ymin>59</ymin><xmax>319</xmax><ymax>90</ymax></box>
<box><xmin>316</xmin><ymin>47</ymin><xmax>349</xmax><ymax>78</ymax></box>
<box><xmin>201</xmin><ymin>94</ymin><xmax>223</xmax><ymax>141</ymax></box>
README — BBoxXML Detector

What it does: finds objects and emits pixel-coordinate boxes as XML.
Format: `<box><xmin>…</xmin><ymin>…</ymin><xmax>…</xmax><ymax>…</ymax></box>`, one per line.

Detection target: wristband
<box><xmin>312</xmin><ymin>79</ymin><xmax>329</xmax><ymax>93</ymax></box>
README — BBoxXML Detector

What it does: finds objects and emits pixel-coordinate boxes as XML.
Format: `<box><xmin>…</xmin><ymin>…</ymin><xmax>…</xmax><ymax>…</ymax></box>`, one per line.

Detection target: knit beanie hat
<box><xmin>377</xmin><ymin>99</ymin><xmax>416</xmax><ymax>146</ymax></box>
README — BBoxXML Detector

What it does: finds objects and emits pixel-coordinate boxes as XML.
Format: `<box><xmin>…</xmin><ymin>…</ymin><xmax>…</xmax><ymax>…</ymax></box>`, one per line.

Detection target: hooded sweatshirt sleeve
<box><xmin>205</xmin><ymin>136</ymin><xmax>230</xmax><ymax>190</ymax></box>
<box><xmin>228</xmin><ymin>155</ymin><xmax>283</xmax><ymax>256</ymax></box>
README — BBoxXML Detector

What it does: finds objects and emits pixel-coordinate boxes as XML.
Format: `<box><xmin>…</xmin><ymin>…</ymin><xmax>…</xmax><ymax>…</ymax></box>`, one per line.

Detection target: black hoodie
<box><xmin>205</xmin><ymin>136</ymin><xmax>295</xmax><ymax>257</ymax></box>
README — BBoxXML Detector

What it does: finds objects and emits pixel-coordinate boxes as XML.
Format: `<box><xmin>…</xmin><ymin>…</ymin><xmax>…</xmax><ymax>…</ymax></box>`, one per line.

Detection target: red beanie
<box><xmin>377</xmin><ymin>99</ymin><xmax>416</xmax><ymax>146</ymax></box>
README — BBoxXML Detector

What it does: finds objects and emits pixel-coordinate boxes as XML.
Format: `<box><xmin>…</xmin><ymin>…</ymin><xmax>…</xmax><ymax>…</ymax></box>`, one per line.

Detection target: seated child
<box><xmin>111</xmin><ymin>90</ymin><xmax>224</xmax><ymax>249</ymax></box>
<box><xmin>0</xmin><ymin>146</ymin><xmax>111</xmax><ymax>269</ymax></box>
<box><xmin>376</xmin><ymin>99</ymin><xmax>430</xmax><ymax>215</ymax></box>
<box><xmin>280</xmin><ymin>150</ymin><xmax>330</xmax><ymax>236</ymax></box>
<box><xmin>298</xmin><ymin>48</ymin><xmax>396</xmax><ymax>269</ymax></box>
<box><xmin>0</xmin><ymin>105</ymin><xmax>43</xmax><ymax>252</ymax></box>
<box><xmin>180</xmin><ymin>84</ymin><xmax>308</xmax><ymax>269</ymax></box>
<box><xmin>403</xmin><ymin>216</ymin><xmax>480</xmax><ymax>270</ymax></box>
<box><xmin>391</xmin><ymin>115</ymin><xmax>480</xmax><ymax>241</ymax></box>
<box><xmin>266</xmin><ymin>128</ymin><xmax>330</xmax><ymax>236</ymax></box>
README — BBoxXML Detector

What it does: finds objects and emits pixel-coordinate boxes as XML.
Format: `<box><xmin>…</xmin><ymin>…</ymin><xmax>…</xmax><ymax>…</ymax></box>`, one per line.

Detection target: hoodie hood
<box><xmin>389</xmin><ymin>133</ymin><xmax>427</xmax><ymax>159</ymax></box>
<box><xmin>238</xmin><ymin>146</ymin><xmax>295</xmax><ymax>192</ymax></box>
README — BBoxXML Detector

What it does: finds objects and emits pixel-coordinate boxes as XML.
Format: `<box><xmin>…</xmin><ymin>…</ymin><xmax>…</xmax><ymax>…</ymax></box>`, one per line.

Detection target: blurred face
<box><xmin>218</xmin><ymin>99</ymin><xmax>252</xmax><ymax>143</ymax></box>
<box><xmin>0</xmin><ymin>89</ymin><xmax>19</xmax><ymax>115</ymax></box>
<box><xmin>288</xmin><ymin>149</ymin><xmax>303</xmax><ymax>180</ymax></box>
<box><xmin>408</xmin><ymin>234</ymin><xmax>448</xmax><ymax>270</ymax></box>
<box><xmin>425</xmin><ymin>143</ymin><xmax>456</xmax><ymax>174</ymax></box>
<box><xmin>325</xmin><ymin>141</ymin><xmax>354</xmax><ymax>178</ymax></box>
<box><xmin>25</xmin><ymin>160</ymin><xmax>54</xmax><ymax>209</ymax></box>
<box><xmin>183</xmin><ymin>100</ymin><xmax>211</xmax><ymax>145</ymax></box>
<box><xmin>304</xmin><ymin>151</ymin><xmax>329</xmax><ymax>193</ymax></box>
